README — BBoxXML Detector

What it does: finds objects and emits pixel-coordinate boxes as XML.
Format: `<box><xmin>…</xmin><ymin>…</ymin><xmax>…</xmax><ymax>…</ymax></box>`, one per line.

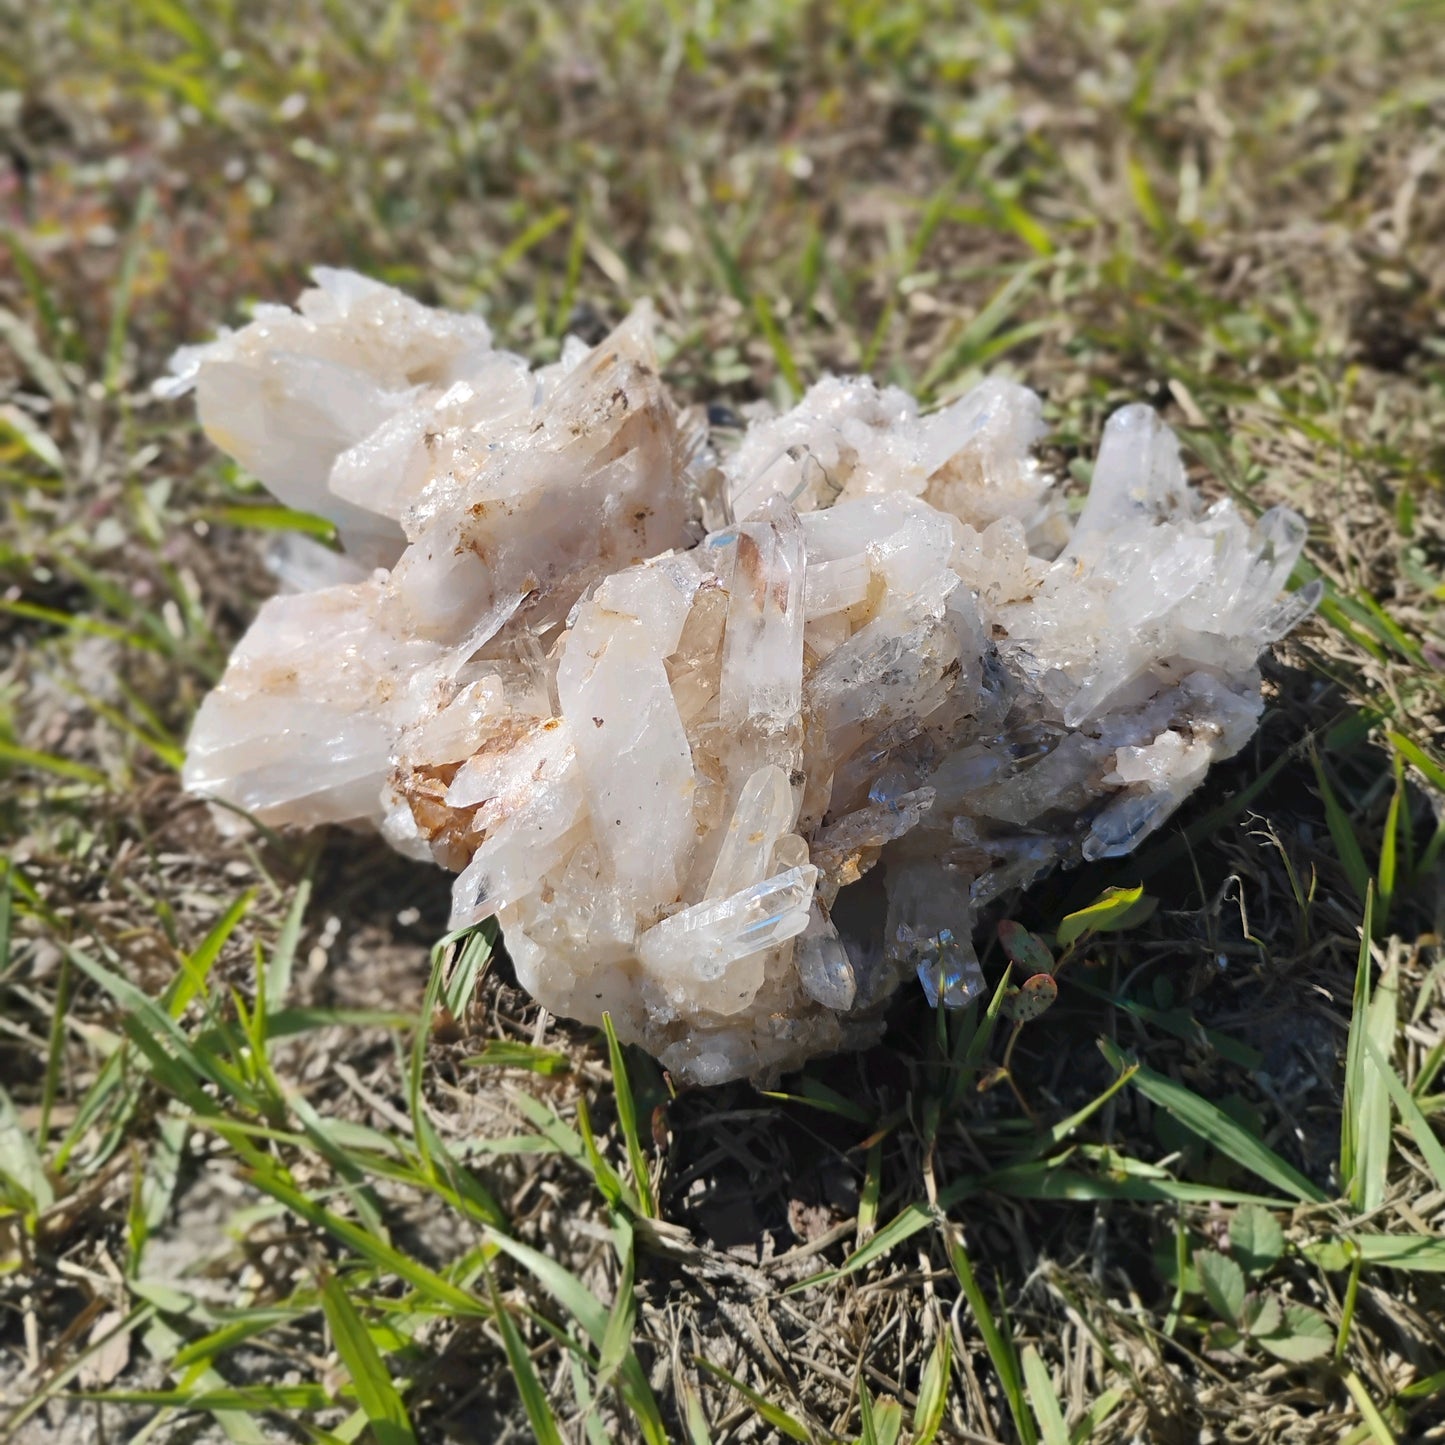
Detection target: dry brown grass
<box><xmin>2</xmin><ymin>1</ymin><xmax>1444</xmax><ymax>1441</ymax></box>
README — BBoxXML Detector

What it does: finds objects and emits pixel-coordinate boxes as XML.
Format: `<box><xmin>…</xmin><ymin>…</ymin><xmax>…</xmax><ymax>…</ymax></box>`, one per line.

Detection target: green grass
<box><xmin>2</xmin><ymin>0</ymin><xmax>1444</xmax><ymax>1440</ymax></box>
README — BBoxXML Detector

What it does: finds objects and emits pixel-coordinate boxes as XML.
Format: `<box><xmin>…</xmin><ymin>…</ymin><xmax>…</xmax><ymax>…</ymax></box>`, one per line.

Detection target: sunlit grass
<box><xmin>1</xmin><ymin>0</ymin><xmax>1443</xmax><ymax>1440</ymax></box>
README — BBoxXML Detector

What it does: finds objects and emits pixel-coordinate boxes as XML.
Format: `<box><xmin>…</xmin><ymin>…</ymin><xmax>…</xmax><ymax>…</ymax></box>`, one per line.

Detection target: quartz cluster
<box><xmin>170</xmin><ymin>270</ymin><xmax>1317</xmax><ymax>1084</ymax></box>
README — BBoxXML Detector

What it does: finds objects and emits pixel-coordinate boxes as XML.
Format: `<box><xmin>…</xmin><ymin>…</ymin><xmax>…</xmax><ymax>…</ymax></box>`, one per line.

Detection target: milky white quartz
<box><xmin>170</xmin><ymin>270</ymin><xmax>1318</xmax><ymax>1084</ymax></box>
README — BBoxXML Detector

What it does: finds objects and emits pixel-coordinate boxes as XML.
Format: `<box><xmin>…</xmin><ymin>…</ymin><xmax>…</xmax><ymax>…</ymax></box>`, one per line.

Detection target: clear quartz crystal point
<box><xmin>175</xmin><ymin>274</ymin><xmax>1318</xmax><ymax>1085</ymax></box>
<box><xmin>885</xmin><ymin>862</ymin><xmax>986</xmax><ymax>1009</ymax></box>
<box><xmin>706</xmin><ymin>765</ymin><xmax>797</xmax><ymax>900</ymax></box>
<box><xmin>718</xmin><ymin>496</ymin><xmax>807</xmax><ymax>753</ymax></box>
<box><xmin>914</xmin><ymin>929</ymin><xmax>984</xmax><ymax>1010</ymax></box>
<box><xmin>795</xmin><ymin>905</ymin><xmax>857</xmax><ymax>1011</ymax></box>
<box><xmin>638</xmin><ymin>866</ymin><xmax>818</xmax><ymax>989</ymax></box>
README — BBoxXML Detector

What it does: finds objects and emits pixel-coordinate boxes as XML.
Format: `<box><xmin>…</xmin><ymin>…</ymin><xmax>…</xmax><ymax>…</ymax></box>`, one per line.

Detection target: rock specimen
<box><xmin>171</xmin><ymin>270</ymin><xmax>1318</xmax><ymax>1084</ymax></box>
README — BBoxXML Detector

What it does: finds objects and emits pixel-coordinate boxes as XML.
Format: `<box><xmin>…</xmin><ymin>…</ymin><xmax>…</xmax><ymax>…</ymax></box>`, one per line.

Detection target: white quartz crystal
<box><xmin>169</xmin><ymin>271</ymin><xmax>1319</xmax><ymax>1084</ymax></box>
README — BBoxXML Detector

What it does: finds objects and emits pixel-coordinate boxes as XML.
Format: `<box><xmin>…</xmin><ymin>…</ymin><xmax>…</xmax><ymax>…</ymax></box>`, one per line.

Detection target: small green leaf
<box><xmin>0</xmin><ymin>1085</ymin><xmax>53</xmax><ymax>1212</ymax></box>
<box><xmin>1240</xmin><ymin>1291</ymin><xmax>1282</xmax><ymax>1337</ymax></box>
<box><xmin>997</xmin><ymin>921</ymin><xmax>1055</xmax><ymax>974</ymax></box>
<box><xmin>1302</xmin><ymin>1238</ymin><xmax>1354</xmax><ymax>1272</ymax></box>
<box><xmin>1257</xmin><ymin>1304</ymin><xmax>1334</xmax><ymax>1363</ymax></box>
<box><xmin>1001</xmin><ymin>973</ymin><xmax>1058</xmax><ymax>1023</ymax></box>
<box><xmin>1057</xmin><ymin>886</ymin><xmax>1155</xmax><ymax>946</ymax></box>
<box><xmin>1230</xmin><ymin>1205</ymin><xmax>1285</xmax><ymax>1277</ymax></box>
<box><xmin>1203</xmin><ymin>1322</ymin><xmax>1247</xmax><ymax>1358</ymax></box>
<box><xmin>1196</xmin><ymin>1249</ymin><xmax>1248</xmax><ymax>1327</ymax></box>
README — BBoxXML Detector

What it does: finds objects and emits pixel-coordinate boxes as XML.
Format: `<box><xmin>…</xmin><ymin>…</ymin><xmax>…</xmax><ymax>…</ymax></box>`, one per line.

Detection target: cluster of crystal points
<box><xmin>168</xmin><ymin>270</ymin><xmax>1317</xmax><ymax>1085</ymax></box>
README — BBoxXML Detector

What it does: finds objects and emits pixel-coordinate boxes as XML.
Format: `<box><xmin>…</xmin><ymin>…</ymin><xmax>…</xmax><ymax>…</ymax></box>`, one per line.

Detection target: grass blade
<box><xmin>919</xmin><ymin>257</ymin><xmax>1050</xmax><ymax>394</ymax></box>
<box><xmin>1342</xmin><ymin>887</ymin><xmax>1390</xmax><ymax>1213</ymax></box>
<box><xmin>786</xmin><ymin>1202</ymin><xmax>934</xmax><ymax>1292</ymax></box>
<box><xmin>603</xmin><ymin>1013</ymin><xmax>656</xmax><ymax>1218</ymax></box>
<box><xmin>0</xmin><ymin>740</ymin><xmax>108</xmax><ymax>787</ymax></box>
<box><xmin>678</xmin><ymin>1367</ymin><xmax>714</xmax><ymax>1445</ymax></box>
<box><xmin>63</xmin><ymin>942</ymin><xmax>261</xmax><ymax>1119</ymax></box>
<box><xmin>1332</xmin><ymin>1235</ymin><xmax>1445</xmax><ymax>1272</ymax></box>
<box><xmin>595</xmin><ymin>1217</ymin><xmax>638</xmax><ymax>1395</ymax></box>
<box><xmin>0</xmin><ymin>1304</ymin><xmax>156</xmax><ymax>1440</ymax></box>
<box><xmin>484</xmin><ymin>1262</ymin><xmax>565</xmax><ymax>1445</ymax></box>
<box><xmin>263</xmin><ymin>880</ymin><xmax>310</xmax><ymax>1021</ymax></box>
<box><xmin>948</xmin><ymin>1230</ymin><xmax>1036</xmax><ymax>1445</ymax></box>
<box><xmin>694</xmin><ymin>1358</ymin><xmax>814</xmax><ymax>1443</ymax></box>
<box><xmin>1342</xmin><ymin>1369</ymin><xmax>1399</xmax><ymax>1445</ymax></box>
<box><xmin>761</xmin><ymin>1077</ymin><xmax>873</xmax><ymax>1123</ymax></box>
<box><xmin>1071</xmin><ymin>1384</ymin><xmax>1127</xmax><ymax>1441</ymax></box>
<box><xmin>103</xmin><ymin>185</ymin><xmax>157</xmax><ymax>393</ymax></box>
<box><xmin>752</xmin><ymin>291</ymin><xmax>802</xmax><ymax>399</ymax></box>
<box><xmin>486</xmin><ymin>1230</ymin><xmax>666</xmax><ymax>1444</ymax></box>
<box><xmin>1011</xmin><ymin>1064</ymin><xmax>1138</xmax><ymax>1164</ymax></box>
<box><xmin>1377</xmin><ymin>761</ymin><xmax>1404</xmax><ymax>922</ymax></box>
<box><xmin>441</xmin><ymin>922</ymin><xmax>493</xmax><ymax>1020</ymax></box>
<box><xmin>138</xmin><ymin>1313</ymin><xmax>271</xmax><ymax>1445</ymax></box>
<box><xmin>250</xmin><ymin>1171</ymin><xmax>488</xmax><ymax>1318</ymax></box>
<box><xmin>1100</xmin><ymin>1040</ymin><xmax>1327</xmax><ymax>1203</ymax></box>
<box><xmin>911</xmin><ymin>1332</ymin><xmax>952</xmax><ymax>1445</ymax></box>
<box><xmin>1361</xmin><ymin>1036</ymin><xmax>1445</xmax><ymax>1193</ymax></box>
<box><xmin>464</xmin><ymin>1040</ymin><xmax>571</xmax><ymax>1075</ymax></box>
<box><xmin>1311</xmin><ymin>751</ymin><xmax>1372</xmax><ymax>908</ymax></box>
<box><xmin>1021</xmin><ymin>1345</ymin><xmax>1068</xmax><ymax>1445</ymax></box>
<box><xmin>982</xmin><ymin>1164</ymin><xmax>1291</xmax><ymax>1207</ymax></box>
<box><xmin>319</xmin><ymin>1274</ymin><xmax>418</xmax><ymax>1445</ymax></box>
